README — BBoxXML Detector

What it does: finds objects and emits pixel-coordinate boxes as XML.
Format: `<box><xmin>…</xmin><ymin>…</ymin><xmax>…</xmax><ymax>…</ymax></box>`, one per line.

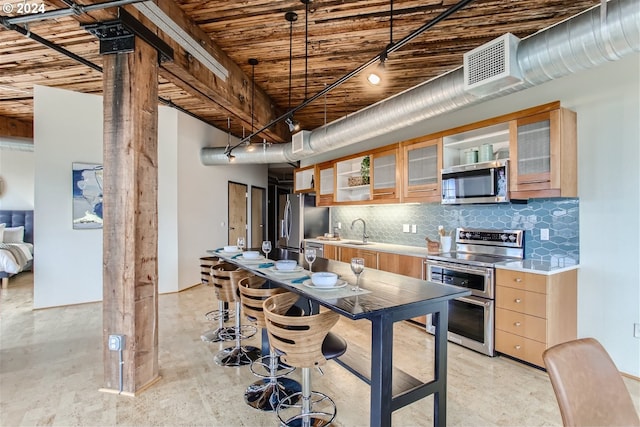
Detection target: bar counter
<box><xmin>209</xmin><ymin>248</ymin><xmax>470</xmax><ymax>427</ymax></box>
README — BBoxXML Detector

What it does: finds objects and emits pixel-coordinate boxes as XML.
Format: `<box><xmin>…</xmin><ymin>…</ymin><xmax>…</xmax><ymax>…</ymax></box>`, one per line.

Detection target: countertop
<box><xmin>495</xmin><ymin>260</ymin><xmax>579</xmax><ymax>275</ymax></box>
<box><xmin>305</xmin><ymin>238</ymin><xmax>430</xmax><ymax>258</ymax></box>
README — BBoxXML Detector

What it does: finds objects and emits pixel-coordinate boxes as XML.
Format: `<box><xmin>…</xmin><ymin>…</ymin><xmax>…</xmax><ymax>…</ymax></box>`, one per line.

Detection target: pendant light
<box><xmin>285</xmin><ymin>10</ymin><xmax>300</xmax><ymax>133</ymax></box>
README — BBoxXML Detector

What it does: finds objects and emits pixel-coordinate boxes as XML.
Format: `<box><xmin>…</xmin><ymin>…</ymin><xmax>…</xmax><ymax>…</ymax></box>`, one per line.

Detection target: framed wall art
<box><xmin>72</xmin><ymin>162</ymin><xmax>103</xmax><ymax>229</ymax></box>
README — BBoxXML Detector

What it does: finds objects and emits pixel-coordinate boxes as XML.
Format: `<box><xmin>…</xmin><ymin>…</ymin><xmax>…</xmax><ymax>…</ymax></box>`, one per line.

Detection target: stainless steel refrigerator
<box><xmin>278</xmin><ymin>193</ymin><xmax>329</xmax><ymax>252</ymax></box>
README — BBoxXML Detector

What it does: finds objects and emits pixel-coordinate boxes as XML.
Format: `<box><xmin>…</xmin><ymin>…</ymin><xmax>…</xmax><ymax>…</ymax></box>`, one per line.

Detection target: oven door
<box><xmin>425</xmin><ymin>259</ymin><xmax>493</xmax><ymax>298</ymax></box>
<box><xmin>427</xmin><ymin>295</ymin><xmax>495</xmax><ymax>357</ymax></box>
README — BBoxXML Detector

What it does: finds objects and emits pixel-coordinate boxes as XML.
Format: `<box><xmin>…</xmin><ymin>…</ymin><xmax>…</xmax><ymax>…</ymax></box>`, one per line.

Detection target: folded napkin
<box><xmin>290</xmin><ymin>275</ymin><xmax>310</xmax><ymax>284</ymax></box>
<box><xmin>258</xmin><ymin>262</ymin><xmax>274</xmax><ymax>268</ymax></box>
<box><xmin>231</xmin><ymin>253</ymin><xmax>243</xmax><ymax>259</ymax></box>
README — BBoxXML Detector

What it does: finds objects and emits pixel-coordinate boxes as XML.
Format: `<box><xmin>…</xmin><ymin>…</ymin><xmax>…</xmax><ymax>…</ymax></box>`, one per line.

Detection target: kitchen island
<box><xmin>210</xmin><ymin>248</ymin><xmax>470</xmax><ymax>427</ymax></box>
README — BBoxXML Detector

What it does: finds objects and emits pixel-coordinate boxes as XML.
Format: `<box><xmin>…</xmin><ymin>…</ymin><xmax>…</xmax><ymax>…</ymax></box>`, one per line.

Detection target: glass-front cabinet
<box><xmin>335</xmin><ymin>154</ymin><xmax>371</xmax><ymax>203</ymax></box>
<box><xmin>509</xmin><ymin>108</ymin><xmax>577</xmax><ymax>199</ymax></box>
<box><xmin>317</xmin><ymin>161</ymin><xmax>334</xmax><ymax>206</ymax></box>
<box><xmin>401</xmin><ymin>137</ymin><xmax>442</xmax><ymax>203</ymax></box>
<box><xmin>293</xmin><ymin>165</ymin><xmax>316</xmax><ymax>193</ymax></box>
<box><xmin>371</xmin><ymin>146</ymin><xmax>400</xmax><ymax>202</ymax></box>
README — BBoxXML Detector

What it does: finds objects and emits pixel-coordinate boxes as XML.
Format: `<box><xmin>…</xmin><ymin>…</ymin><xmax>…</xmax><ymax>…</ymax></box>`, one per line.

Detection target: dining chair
<box><xmin>543</xmin><ymin>337</ymin><xmax>640</xmax><ymax>427</ymax></box>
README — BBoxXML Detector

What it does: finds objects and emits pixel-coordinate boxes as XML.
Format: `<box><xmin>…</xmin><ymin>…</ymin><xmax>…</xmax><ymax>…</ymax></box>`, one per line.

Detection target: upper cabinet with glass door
<box><xmin>371</xmin><ymin>145</ymin><xmax>400</xmax><ymax>202</ymax></box>
<box><xmin>316</xmin><ymin>161</ymin><xmax>334</xmax><ymax>206</ymax></box>
<box><xmin>509</xmin><ymin>107</ymin><xmax>577</xmax><ymax>199</ymax></box>
<box><xmin>293</xmin><ymin>165</ymin><xmax>316</xmax><ymax>193</ymax></box>
<box><xmin>401</xmin><ymin>137</ymin><xmax>442</xmax><ymax>203</ymax></box>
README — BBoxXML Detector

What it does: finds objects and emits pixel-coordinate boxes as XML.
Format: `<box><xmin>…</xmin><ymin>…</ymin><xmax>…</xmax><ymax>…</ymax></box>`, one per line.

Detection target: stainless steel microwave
<box><xmin>441</xmin><ymin>159</ymin><xmax>509</xmax><ymax>204</ymax></box>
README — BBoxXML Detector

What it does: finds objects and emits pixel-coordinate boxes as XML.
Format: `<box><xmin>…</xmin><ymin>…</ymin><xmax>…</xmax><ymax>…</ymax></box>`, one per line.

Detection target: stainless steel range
<box><xmin>424</xmin><ymin>228</ymin><xmax>524</xmax><ymax>356</ymax></box>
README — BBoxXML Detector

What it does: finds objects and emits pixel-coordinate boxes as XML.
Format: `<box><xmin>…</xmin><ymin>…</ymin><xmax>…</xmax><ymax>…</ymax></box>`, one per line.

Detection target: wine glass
<box><xmin>350</xmin><ymin>257</ymin><xmax>365</xmax><ymax>291</ymax></box>
<box><xmin>236</xmin><ymin>236</ymin><xmax>245</xmax><ymax>252</ymax></box>
<box><xmin>261</xmin><ymin>240</ymin><xmax>272</xmax><ymax>259</ymax></box>
<box><xmin>304</xmin><ymin>248</ymin><xmax>317</xmax><ymax>273</ymax></box>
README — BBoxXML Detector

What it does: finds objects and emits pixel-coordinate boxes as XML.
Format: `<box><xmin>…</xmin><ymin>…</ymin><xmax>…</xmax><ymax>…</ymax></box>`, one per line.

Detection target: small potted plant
<box><xmin>360</xmin><ymin>156</ymin><xmax>370</xmax><ymax>185</ymax></box>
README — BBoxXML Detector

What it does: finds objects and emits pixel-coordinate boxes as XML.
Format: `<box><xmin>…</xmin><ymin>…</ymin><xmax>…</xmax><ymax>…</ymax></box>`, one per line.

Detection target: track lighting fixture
<box><xmin>367</xmin><ymin>55</ymin><xmax>386</xmax><ymax>86</ymax></box>
<box><xmin>285</xmin><ymin>116</ymin><xmax>300</xmax><ymax>132</ymax></box>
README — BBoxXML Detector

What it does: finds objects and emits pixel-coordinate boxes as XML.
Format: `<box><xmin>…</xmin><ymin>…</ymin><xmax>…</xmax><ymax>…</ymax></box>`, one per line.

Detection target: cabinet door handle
<box><xmin>374</xmin><ymin>191</ymin><xmax>395</xmax><ymax>196</ymax></box>
<box><xmin>514</xmin><ymin>322</ymin><xmax>521</xmax><ymax>327</ymax></box>
<box><xmin>520</xmin><ymin>179</ymin><xmax>550</xmax><ymax>184</ymax></box>
<box><xmin>514</xmin><ymin>277</ymin><xmax>522</xmax><ymax>282</ymax></box>
<box><xmin>410</xmin><ymin>188</ymin><xmax>437</xmax><ymax>193</ymax></box>
<box><xmin>515</xmin><ymin>298</ymin><xmax>522</xmax><ymax>303</ymax></box>
<box><xmin>515</xmin><ymin>345</ymin><xmax>521</xmax><ymax>350</ymax></box>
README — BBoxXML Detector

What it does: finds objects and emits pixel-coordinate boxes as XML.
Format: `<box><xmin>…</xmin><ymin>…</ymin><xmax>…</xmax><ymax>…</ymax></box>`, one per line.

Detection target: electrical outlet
<box><xmin>108</xmin><ymin>334</ymin><xmax>125</xmax><ymax>351</ymax></box>
<box><xmin>540</xmin><ymin>228</ymin><xmax>550</xmax><ymax>240</ymax></box>
<box><xmin>402</xmin><ymin>224</ymin><xmax>410</xmax><ymax>233</ymax></box>
<box><xmin>337</xmin><ymin>222</ymin><xmax>341</xmax><ymax>229</ymax></box>
<box><xmin>411</xmin><ymin>224</ymin><xmax>417</xmax><ymax>233</ymax></box>
<box><xmin>634</xmin><ymin>323</ymin><xmax>640</xmax><ymax>339</ymax></box>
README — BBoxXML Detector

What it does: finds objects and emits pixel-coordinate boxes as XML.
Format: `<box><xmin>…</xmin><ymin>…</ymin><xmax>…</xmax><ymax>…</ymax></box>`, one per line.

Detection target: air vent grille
<box><xmin>291</xmin><ymin>130</ymin><xmax>310</xmax><ymax>154</ymax></box>
<box><xmin>464</xmin><ymin>33</ymin><xmax>522</xmax><ymax>95</ymax></box>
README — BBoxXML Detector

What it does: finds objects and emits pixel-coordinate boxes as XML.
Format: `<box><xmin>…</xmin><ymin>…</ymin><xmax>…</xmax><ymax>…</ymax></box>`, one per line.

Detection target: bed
<box><xmin>0</xmin><ymin>210</ymin><xmax>34</xmax><ymax>289</ymax></box>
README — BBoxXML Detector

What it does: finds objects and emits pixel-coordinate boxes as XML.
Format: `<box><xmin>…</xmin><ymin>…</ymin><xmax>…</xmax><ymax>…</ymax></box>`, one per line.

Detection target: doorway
<box><xmin>228</xmin><ymin>181</ymin><xmax>247</xmax><ymax>246</ymax></box>
<box><xmin>250</xmin><ymin>186</ymin><xmax>266</xmax><ymax>248</ymax></box>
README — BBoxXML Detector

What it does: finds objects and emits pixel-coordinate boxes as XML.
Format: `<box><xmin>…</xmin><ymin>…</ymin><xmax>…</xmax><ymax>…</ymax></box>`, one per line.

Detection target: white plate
<box><xmin>237</xmin><ymin>255</ymin><xmax>265</xmax><ymax>262</ymax></box>
<box><xmin>267</xmin><ymin>266</ymin><xmax>304</xmax><ymax>274</ymax></box>
<box><xmin>219</xmin><ymin>249</ymin><xmax>242</xmax><ymax>254</ymax></box>
<box><xmin>302</xmin><ymin>279</ymin><xmax>347</xmax><ymax>290</ymax></box>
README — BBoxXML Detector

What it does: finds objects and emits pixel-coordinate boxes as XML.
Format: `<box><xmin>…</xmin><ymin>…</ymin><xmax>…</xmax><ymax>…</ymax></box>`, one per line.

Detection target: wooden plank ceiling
<box><xmin>0</xmin><ymin>0</ymin><xmax>600</xmax><ymax>143</ymax></box>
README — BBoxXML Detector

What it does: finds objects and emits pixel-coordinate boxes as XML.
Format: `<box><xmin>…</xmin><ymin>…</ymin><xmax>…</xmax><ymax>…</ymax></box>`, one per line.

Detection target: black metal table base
<box><xmin>244</xmin><ymin>378</ymin><xmax>302</xmax><ymax>411</ymax></box>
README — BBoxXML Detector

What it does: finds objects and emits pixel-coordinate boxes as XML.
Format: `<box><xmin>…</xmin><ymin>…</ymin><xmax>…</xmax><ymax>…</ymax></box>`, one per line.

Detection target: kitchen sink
<box><xmin>344</xmin><ymin>241</ymin><xmax>372</xmax><ymax>246</ymax></box>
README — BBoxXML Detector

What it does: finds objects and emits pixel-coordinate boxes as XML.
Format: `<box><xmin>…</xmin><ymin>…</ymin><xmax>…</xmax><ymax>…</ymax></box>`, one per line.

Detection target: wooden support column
<box><xmin>101</xmin><ymin>37</ymin><xmax>159</xmax><ymax>395</ymax></box>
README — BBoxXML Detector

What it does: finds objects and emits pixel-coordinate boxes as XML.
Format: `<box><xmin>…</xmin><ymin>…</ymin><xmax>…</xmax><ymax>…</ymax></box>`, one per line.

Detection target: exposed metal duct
<box><xmin>201</xmin><ymin>0</ymin><xmax>640</xmax><ymax>165</ymax></box>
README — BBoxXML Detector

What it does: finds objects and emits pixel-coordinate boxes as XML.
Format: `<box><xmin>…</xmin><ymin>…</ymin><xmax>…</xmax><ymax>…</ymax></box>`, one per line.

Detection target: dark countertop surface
<box><xmin>209</xmin><ymin>248</ymin><xmax>470</xmax><ymax>320</ymax></box>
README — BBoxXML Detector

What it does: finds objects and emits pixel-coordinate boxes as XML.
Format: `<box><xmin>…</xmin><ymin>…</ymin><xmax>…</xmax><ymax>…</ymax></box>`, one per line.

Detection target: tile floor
<box><xmin>1</xmin><ymin>272</ymin><xmax>638</xmax><ymax>426</ymax></box>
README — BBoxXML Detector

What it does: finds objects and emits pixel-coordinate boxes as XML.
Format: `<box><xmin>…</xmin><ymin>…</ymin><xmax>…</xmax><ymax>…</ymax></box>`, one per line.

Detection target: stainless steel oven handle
<box><xmin>457</xmin><ymin>295</ymin><xmax>492</xmax><ymax>306</ymax></box>
<box><xmin>426</xmin><ymin>260</ymin><xmax>492</xmax><ymax>276</ymax></box>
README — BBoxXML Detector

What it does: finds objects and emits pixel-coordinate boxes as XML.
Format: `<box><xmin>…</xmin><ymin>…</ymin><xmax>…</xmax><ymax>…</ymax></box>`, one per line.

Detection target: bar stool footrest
<box><xmin>250</xmin><ymin>355</ymin><xmax>296</xmax><ymax>379</ymax></box>
<box><xmin>277</xmin><ymin>391</ymin><xmax>337</xmax><ymax>427</ymax></box>
<box><xmin>217</xmin><ymin>324</ymin><xmax>257</xmax><ymax>341</ymax></box>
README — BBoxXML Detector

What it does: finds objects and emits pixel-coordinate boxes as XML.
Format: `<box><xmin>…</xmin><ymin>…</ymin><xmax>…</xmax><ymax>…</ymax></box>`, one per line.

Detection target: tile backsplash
<box><xmin>331</xmin><ymin>198</ymin><xmax>579</xmax><ymax>263</ymax></box>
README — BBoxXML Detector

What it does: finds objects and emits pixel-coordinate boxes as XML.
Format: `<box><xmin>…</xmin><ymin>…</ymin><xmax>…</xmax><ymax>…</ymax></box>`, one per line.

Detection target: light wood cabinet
<box><xmin>323</xmin><ymin>244</ymin><xmax>338</xmax><ymax>260</ymax></box>
<box><xmin>316</xmin><ymin>161</ymin><xmax>334</xmax><ymax>206</ymax></box>
<box><xmin>371</xmin><ymin>146</ymin><xmax>400</xmax><ymax>202</ymax></box>
<box><xmin>379</xmin><ymin>253</ymin><xmax>426</xmax><ymax>325</ymax></box>
<box><xmin>338</xmin><ymin>246</ymin><xmax>379</xmax><ymax>269</ymax></box>
<box><xmin>293</xmin><ymin>165</ymin><xmax>316</xmax><ymax>193</ymax></box>
<box><xmin>378</xmin><ymin>253</ymin><xmax>423</xmax><ymax>279</ymax></box>
<box><xmin>401</xmin><ymin>137</ymin><xmax>442</xmax><ymax>203</ymax></box>
<box><xmin>509</xmin><ymin>107</ymin><xmax>577</xmax><ymax>199</ymax></box>
<box><xmin>495</xmin><ymin>268</ymin><xmax>577</xmax><ymax>368</ymax></box>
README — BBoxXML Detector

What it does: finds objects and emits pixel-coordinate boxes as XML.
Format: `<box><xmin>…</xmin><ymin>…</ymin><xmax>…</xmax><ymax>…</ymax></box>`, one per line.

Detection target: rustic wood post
<box><xmin>101</xmin><ymin>37</ymin><xmax>159</xmax><ymax>395</ymax></box>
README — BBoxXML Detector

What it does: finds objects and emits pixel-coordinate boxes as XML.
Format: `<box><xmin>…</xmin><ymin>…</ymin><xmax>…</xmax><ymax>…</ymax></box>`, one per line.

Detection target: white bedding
<box><xmin>0</xmin><ymin>243</ymin><xmax>33</xmax><ymax>274</ymax></box>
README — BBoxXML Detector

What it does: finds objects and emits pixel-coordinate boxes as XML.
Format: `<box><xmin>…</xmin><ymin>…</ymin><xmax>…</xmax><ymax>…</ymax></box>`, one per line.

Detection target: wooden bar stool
<box><xmin>199</xmin><ymin>256</ymin><xmax>233</xmax><ymax>343</ymax></box>
<box><xmin>238</xmin><ymin>276</ymin><xmax>302</xmax><ymax>411</ymax></box>
<box><xmin>212</xmin><ymin>264</ymin><xmax>260</xmax><ymax>367</ymax></box>
<box><xmin>263</xmin><ymin>292</ymin><xmax>347</xmax><ymax>426</ymax></box>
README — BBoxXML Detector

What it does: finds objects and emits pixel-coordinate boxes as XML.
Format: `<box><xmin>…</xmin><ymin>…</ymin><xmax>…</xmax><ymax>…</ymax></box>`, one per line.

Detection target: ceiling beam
<box><xmin>0</xmin><ymin>115</ymin><xmax>33</xmax><ymax>138</ymax></box>
<box><xmin>66</xmin><ymin>0</ymin><xmax>289</xmax><ymax>143</ymax></box>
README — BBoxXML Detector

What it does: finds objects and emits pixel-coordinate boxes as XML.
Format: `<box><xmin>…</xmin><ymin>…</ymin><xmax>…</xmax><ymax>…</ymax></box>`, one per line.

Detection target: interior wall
<box><xmin>33</xmin><ymin>85</ymin><xmax>103</xmax><ymax>308</ymax></box>
<box><xmin>176</xmin><ymin>112</ymin><xmax>268</xmax><ymax>291</ymax></box>
<box><xmin>32</xmin><ymin>85</ymin><xmax>268</xmax><ymax>306</ymax></box>
<box><xmin>0</xmin><ymin>147</ymin><xmax>34</xmax><ymax>210</ymax></box>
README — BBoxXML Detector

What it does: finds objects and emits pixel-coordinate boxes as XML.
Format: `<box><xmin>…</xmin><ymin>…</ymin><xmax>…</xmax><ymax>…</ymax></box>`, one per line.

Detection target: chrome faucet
<box><xmin>351</xmin><ymin>218</ymin><xmax>369</xmax><ymax>243</ymax></box>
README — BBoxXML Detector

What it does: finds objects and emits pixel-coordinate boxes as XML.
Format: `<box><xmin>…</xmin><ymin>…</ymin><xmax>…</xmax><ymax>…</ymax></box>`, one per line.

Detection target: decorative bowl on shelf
<box><xmin>311</xmin><ymin>272</ymin><xmax>338</xmax><ymax>287</ymax></box>
<box><xmin>275</xmin><ymin>260</ymin><xmax>297</xmax><ymax>271</ymax></box>
<box><xmin>243</xmin><ymin>251</ymin><xmax>261</xmax><ymax>259</ymax></box>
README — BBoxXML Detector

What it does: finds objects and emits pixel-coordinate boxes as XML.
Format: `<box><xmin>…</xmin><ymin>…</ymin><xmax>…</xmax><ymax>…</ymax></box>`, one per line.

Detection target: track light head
<box><xmin>367</xmin><ymin>53</ymin><xmax>387</xmax><ymax>86</ymax></box>
<box><xmin>285</xmin><ymin>116</ymin><xmax>300</xmax><ymax>132</ymax></box>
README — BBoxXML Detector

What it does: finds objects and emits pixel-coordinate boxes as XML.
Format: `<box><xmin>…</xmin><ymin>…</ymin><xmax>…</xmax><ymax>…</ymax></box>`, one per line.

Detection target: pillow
<box><xmin>0</xmin><ymin>223</ymin><xmax>5</xmax><ymax>242</ymax></box>
<box><xmin>3</xmin><ymin>226</ymin><xmax>24</xmax><ymax>243</ymax></box>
